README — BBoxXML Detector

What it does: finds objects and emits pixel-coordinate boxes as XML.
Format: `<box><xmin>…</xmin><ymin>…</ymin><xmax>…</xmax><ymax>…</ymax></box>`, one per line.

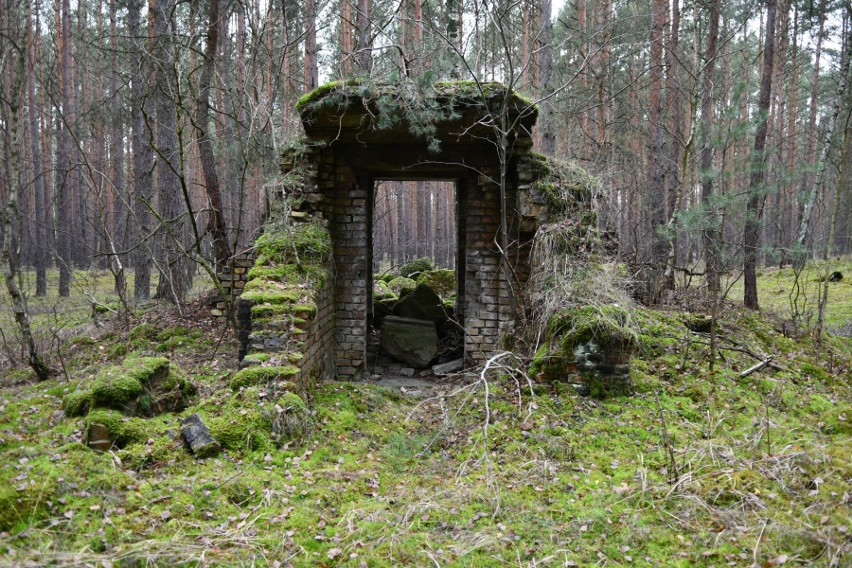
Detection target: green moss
<box><xmin>399</xmin><ymin>257</ymin><xmax>435</xmax><ymax>277</ymax></box>
<box><xmin>387</xmin><ymin>276</ymin><xmax>417</xmax><ymax>295</ymax></box>
<box><xmin>129</xmin><ymin>322</ymin><xmax>158</xmax><ymax>341</ymax></box>
<box><xmin>62</xmin><ymin>389</ymin><xmax>93</xmax><ymax>417</ymax></box>
<box><xmin>90</xmin><ymin>368</ymin><xmax>143</xmax><ymax>410</ymax></box>
<box><xmin>296</xmin><ymin>80</ymin><xmax>344</xmax><ymax>112</ymax></box>
<box><xmin>417</xmin><ymin>269</ymin><xmax>455</xmax><ymax>300</ymax></box>
<box><xmin>277</xmin><ymin>391</ymin><xmax>308</xmax><ymax>412</ymax></box>
<box><xmin>242</xmin><ymin>353</ymin><xmax>271</xmax><ymax>364</ymax></box>
<box><xmin>550</xmin><ymin>305</ymin><xmax>636</xmax><ymax>351</ymax></box>
<box><xmin>122</xmin><ymin>356</ymin><xmax>170</xmax><ymax>384</ymax></box>
<box><xmin>373</xmin><ymin>279</ymin><xmax>395</xmax><ymax>300</ymax></box>
<box><xmin>241</xmin><ymin>288</ymin><xmax>300</xmax><ymax>305</ymax></box>
<box><xmin>525</xmin><ymin>153</ymin><xmax>598</xmax><ymax>215</ymax></box>
<box><xmin>253</xmin><ymin>222</ymin><xmax>332</xmax><ymax>266</ymax></box>
<box><xmin>230</xmin><ymin>366</ymin><xmax>299</xmax><ymax>391</ymax></box>
<box><xmin>84</xmin><ymin>409</ymin><xmax>151</xmax><ymax>447</ymax></box>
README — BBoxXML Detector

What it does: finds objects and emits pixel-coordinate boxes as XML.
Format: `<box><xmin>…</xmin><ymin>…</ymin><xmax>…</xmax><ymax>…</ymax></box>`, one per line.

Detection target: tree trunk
<box><xmin>665</xmin><ymin>0</ymin><xmax>681</xmax><ymax>227</ymax></box>
<box><xmin>0</xmin><ymin>7</ymin><xmax>51</xmax><ymax>381</ymax></box>
<box><xmin>27</xmin><ymin>4</ymin><xmax>47</xmax><ymax>297</ymax></box>
<box><xmin>109</xmin><ymin>0</ymin><xmax>127</xmax><ymax>297</ymax></box>
<box><xmin>700</xmin><ymin>0</ymin><xmax>721</xmax><ymax>293</ymax></box>
<box><xmin>795</xmin><ymin>10</ymin><xmax>851</xmax><ymax>267</ymax></box>
<box><xmin>539</xmin><ymin>0</ymin><xmax>555</xmax><ymax>155</ymax></box>
<box><xmin>196</xmin><ymin>0</ymin><xmax>231</xmax><ymax>271</ymax></box>
<box><xmin>341</xmin><ymin>0</ymin><xmax>353</xmax><ymax>75</ymax></box>
<box><xmin>743</xmin><ymin>0</ymin><xmax>777</xmax><ymax>310</ymax></box>
<box><xmin>56</xmin><ymin>0</ymin><xmax>75</xmax><ymax>297</ymax></box>
<box><xmin>646</xmin><ymin>0</ymin><xmax>667</xmax><ymax>279</ymax></box>
<box><xmin>151</xmin><ymin>0</ymin><xmax>192</xmax><ymax>303</ymax></box>
<box><xmin>356</xmin><ymin>0</ymin><xmax>372</xmax><ymax>73</ymax></box>
<box><xmin>129</xmin><ymin>0</ymin><xmax>153</xmax><ymax>302</ymax></box>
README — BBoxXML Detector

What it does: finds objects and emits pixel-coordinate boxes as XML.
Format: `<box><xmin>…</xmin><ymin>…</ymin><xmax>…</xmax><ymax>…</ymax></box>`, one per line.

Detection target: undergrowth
<box><xmin>0</xmin><ymin>295</ymin><xmax>849</xmax><ymax>566</ymax></box>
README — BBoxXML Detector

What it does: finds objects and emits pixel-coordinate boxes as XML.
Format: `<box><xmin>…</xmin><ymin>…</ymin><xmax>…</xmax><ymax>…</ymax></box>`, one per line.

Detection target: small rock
<box><xmin>432</xmin><ymin>358</ymin><xmax>464</xmax><ymax>375</ymax></box>
<box><xmin>399</xmin><ymin>367</ymin><xmax>416</xmax><ymax>377</ymax></box>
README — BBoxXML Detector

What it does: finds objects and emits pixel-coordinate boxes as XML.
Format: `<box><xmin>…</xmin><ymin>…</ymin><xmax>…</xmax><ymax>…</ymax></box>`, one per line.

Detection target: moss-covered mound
<box><xmin>252</xmin><ymin>220</ymin><xmax>332</xmax><ymax>269</ymax></box>
<box><xmin>530</xmin><ymin>306</ymin><xmax>636</xmax><ymax>398</ymax></box>
<box><xmin>62</xmin><ymin>356</ymin><xmax>194</xmax><ymax>418</ymax></box>
<box><xmin>386</xmin><ymin>276</ymin><xmax>416</xmax><ymax>296</ymax></box>
<box><xmin>522</xmin><ymin>152</ymin><xmax>598</xmax><ymax>219</ymax></box>
<box><xmin>399</xmin><ymin>257</ymin><xmax>434</xmax><ymax>278</ymax></box>
<box><xmin>193</xmin><ymin>387</ymin><xmax>310</xmax><ymax>452</ymax></box>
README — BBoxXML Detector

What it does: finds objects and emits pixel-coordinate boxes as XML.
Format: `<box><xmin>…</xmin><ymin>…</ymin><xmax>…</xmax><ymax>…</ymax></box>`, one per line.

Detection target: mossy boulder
<box><xmin>399</xmin><ymin>257</ymin><xmax>435</xmax><ymax>278</ymax></box>
<box><xmin>417</xmin><ymin>269</ymin><xmax>455</xmax><ymax>300</ymax></box>
<box><xmin>230</xmin><ymin>366</ymin><xmax>300</xmax><ymax>391</ymax></box>
<box><xmin>373</xmin><ymin>296</ymin><xmax>399</xmax><ymax>328</ymax></box>
<box><xmin>393</xmin><ymin>283</ymin><xmax>449</xmax><ymax>324</ymax></box>
<box><xmin>373</xmin><ymin>279</ymin><xmax>396</xmax><ymax>300</ymax></box>
<box><xmin>62</xmin><ymin>356</ymin><xmax>194</xmax><ymax>419</ymax></box>
<box><xmin>63</xmin><ymin>389</ymin><xmax>93</xmax><ymax>418</ymax></box>
<box><xmin>90</xmin><ymin>366</ymin><xmax>146</xmax><ymax>412</ymax></box>
<box><xmin>387</xmin><ymin>276</ymin><xmax>417</xmax><ymax>296</ymax></box>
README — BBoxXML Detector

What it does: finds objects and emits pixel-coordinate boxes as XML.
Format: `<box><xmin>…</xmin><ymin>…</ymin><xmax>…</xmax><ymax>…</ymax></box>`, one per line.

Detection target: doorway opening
<box><xmin>368</xmin><ymin>180</ymin><xmax>464</xmax><ymax>375</ymax></box>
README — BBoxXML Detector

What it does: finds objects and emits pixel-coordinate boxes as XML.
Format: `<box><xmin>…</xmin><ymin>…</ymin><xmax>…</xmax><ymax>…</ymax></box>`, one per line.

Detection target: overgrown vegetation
<box><xmin>0</xmin><ymin>292</ymin><xmax>849</xmax><ymax>565</ymax></box>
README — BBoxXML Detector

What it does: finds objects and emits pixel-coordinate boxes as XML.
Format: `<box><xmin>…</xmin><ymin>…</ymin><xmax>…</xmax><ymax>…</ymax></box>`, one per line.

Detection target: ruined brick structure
<box><xmin>253</xmin><ymin>81</ymin><xmax>556</xmax><ymax>381</ymax></box>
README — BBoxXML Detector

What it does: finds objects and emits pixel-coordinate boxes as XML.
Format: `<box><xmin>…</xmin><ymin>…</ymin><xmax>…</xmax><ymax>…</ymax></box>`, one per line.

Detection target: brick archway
<box><xmin>284</xmin><ymin>82</ymin><xmax>547</xmax><ymax>380</ymax></box>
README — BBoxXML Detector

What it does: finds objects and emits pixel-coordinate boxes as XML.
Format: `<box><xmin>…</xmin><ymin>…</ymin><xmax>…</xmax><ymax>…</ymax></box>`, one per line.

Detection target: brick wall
<box><xmin>211</xmin><ymin>251</ymin><xmax>254</xmax><ymax>317</ymax></box>
<box><xmin>236</xmin><ymin>260</ymin><xmax>336</xmax><ymax>389</ymax></box>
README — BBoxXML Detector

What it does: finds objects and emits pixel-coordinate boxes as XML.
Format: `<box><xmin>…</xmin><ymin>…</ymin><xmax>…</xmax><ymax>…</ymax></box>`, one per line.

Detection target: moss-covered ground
<box><xmin>1</xmin><ymin>267</ymin><xmax>850</xmax><ymax>566</ymax></box>
<box><xmin>725</xmin><ymin>258</ymin><xmax>852</xmax><ymax>333</ymax></box>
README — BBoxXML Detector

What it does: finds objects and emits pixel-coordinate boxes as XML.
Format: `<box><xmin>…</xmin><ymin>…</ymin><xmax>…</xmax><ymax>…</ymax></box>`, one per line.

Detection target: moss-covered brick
<box><xmin>253</xmin><ymin>222</ymin><xmax>332</xmax><ymax>266</ymax></box>
<box><xmin>230</xmin><ymin>366</ymin><xmax>300</xmax><ymax>391</ymax></box>
<box><xmin>90</xmin><ymin>368</ymin><xmax>143</xmax><ymax>411</ymax></box>
<box><xmin>63</xmin><ymin>389</ymin><xmax>93</xmax><ymax>417</ymax></box>
<box><xmin>122</xmin><ymin>357</ymin><xmax>170</xmax><ymax>385</ymax></box>
<box><xmin>84</xmin><ymin>409</ymin><xmax>151</xmax><ymax>447</ymax></box>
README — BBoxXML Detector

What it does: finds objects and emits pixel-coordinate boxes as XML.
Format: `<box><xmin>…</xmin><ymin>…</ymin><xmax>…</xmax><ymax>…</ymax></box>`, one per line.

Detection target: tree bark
<box><xmin>27</xmin><ymin>3</ymin><xmax>47</xmax><ymax>297</ymax></box>
<box><xmin>701</xmin><ymin>0</ymin><xmax>721</xmax><ymax>293</ymax></box>
<box><xmin>151</xmin><ymin>0</ymin><xmax>192</xmax><ymax>303</ymax></box>
<box><xmin>795</xmin><ymin>9</ymin><xmax>851</xmax><ymax>266</ymax></box>
<box><xmin>356</xmin><ymin>0</ymin><xmax>372</xmax><ymax>73</ymax></box>
<box><xmin>539</xmin><ymin>0</ymin><xmax>555</xmax><ymax>155</ymax></box>
<box><xmin>341</xmin><ymin>0</ymin><xmax>353</xmax><ymax>75</ymax></box>
<box><xmin>646</xmin><ymin>0</ymin><xmax>667</xmax><ymax>277</ymax></box>
<box><xmin>743</xmin><ymin>0</ymin><xmax>778</xmax><ymax>310</ymax></box>
<box><xmin>195</xmin><ymin>0</ymin><xmax>231</xmax><ymax>271</ymax></box>
<box><xmin>56</xmin><ymin>0</ymin><xmax>75</xmax><ymax>297</ymax></box>
<box><xmin>129</xmin><ymin>0</ymin><xmax>153</xmax><ymax>302</ymax></box>
<box><xmin>304</xmin><ymin>0</ymin><xmax>318</xmax><ymax>90</ymax></box>
<box><xmin>0</xmin><ymin>7</ymin><xmax>50</xmax><ymax>381</ymax></box>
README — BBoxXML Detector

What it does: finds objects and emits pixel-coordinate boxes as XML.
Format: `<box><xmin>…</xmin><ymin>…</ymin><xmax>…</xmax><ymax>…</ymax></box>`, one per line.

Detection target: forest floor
<box><xmin>0</xmin><ymin>263</ymin><xmax>850</xmax><ymax>567</ymax></box>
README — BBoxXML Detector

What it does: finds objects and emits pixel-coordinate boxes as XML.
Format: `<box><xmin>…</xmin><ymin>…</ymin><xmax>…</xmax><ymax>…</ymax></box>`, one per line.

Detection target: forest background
<box><xmin>0</xmin><ymin>0</ymin><xmax>850</xmax><ymax>336</ymax></box>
